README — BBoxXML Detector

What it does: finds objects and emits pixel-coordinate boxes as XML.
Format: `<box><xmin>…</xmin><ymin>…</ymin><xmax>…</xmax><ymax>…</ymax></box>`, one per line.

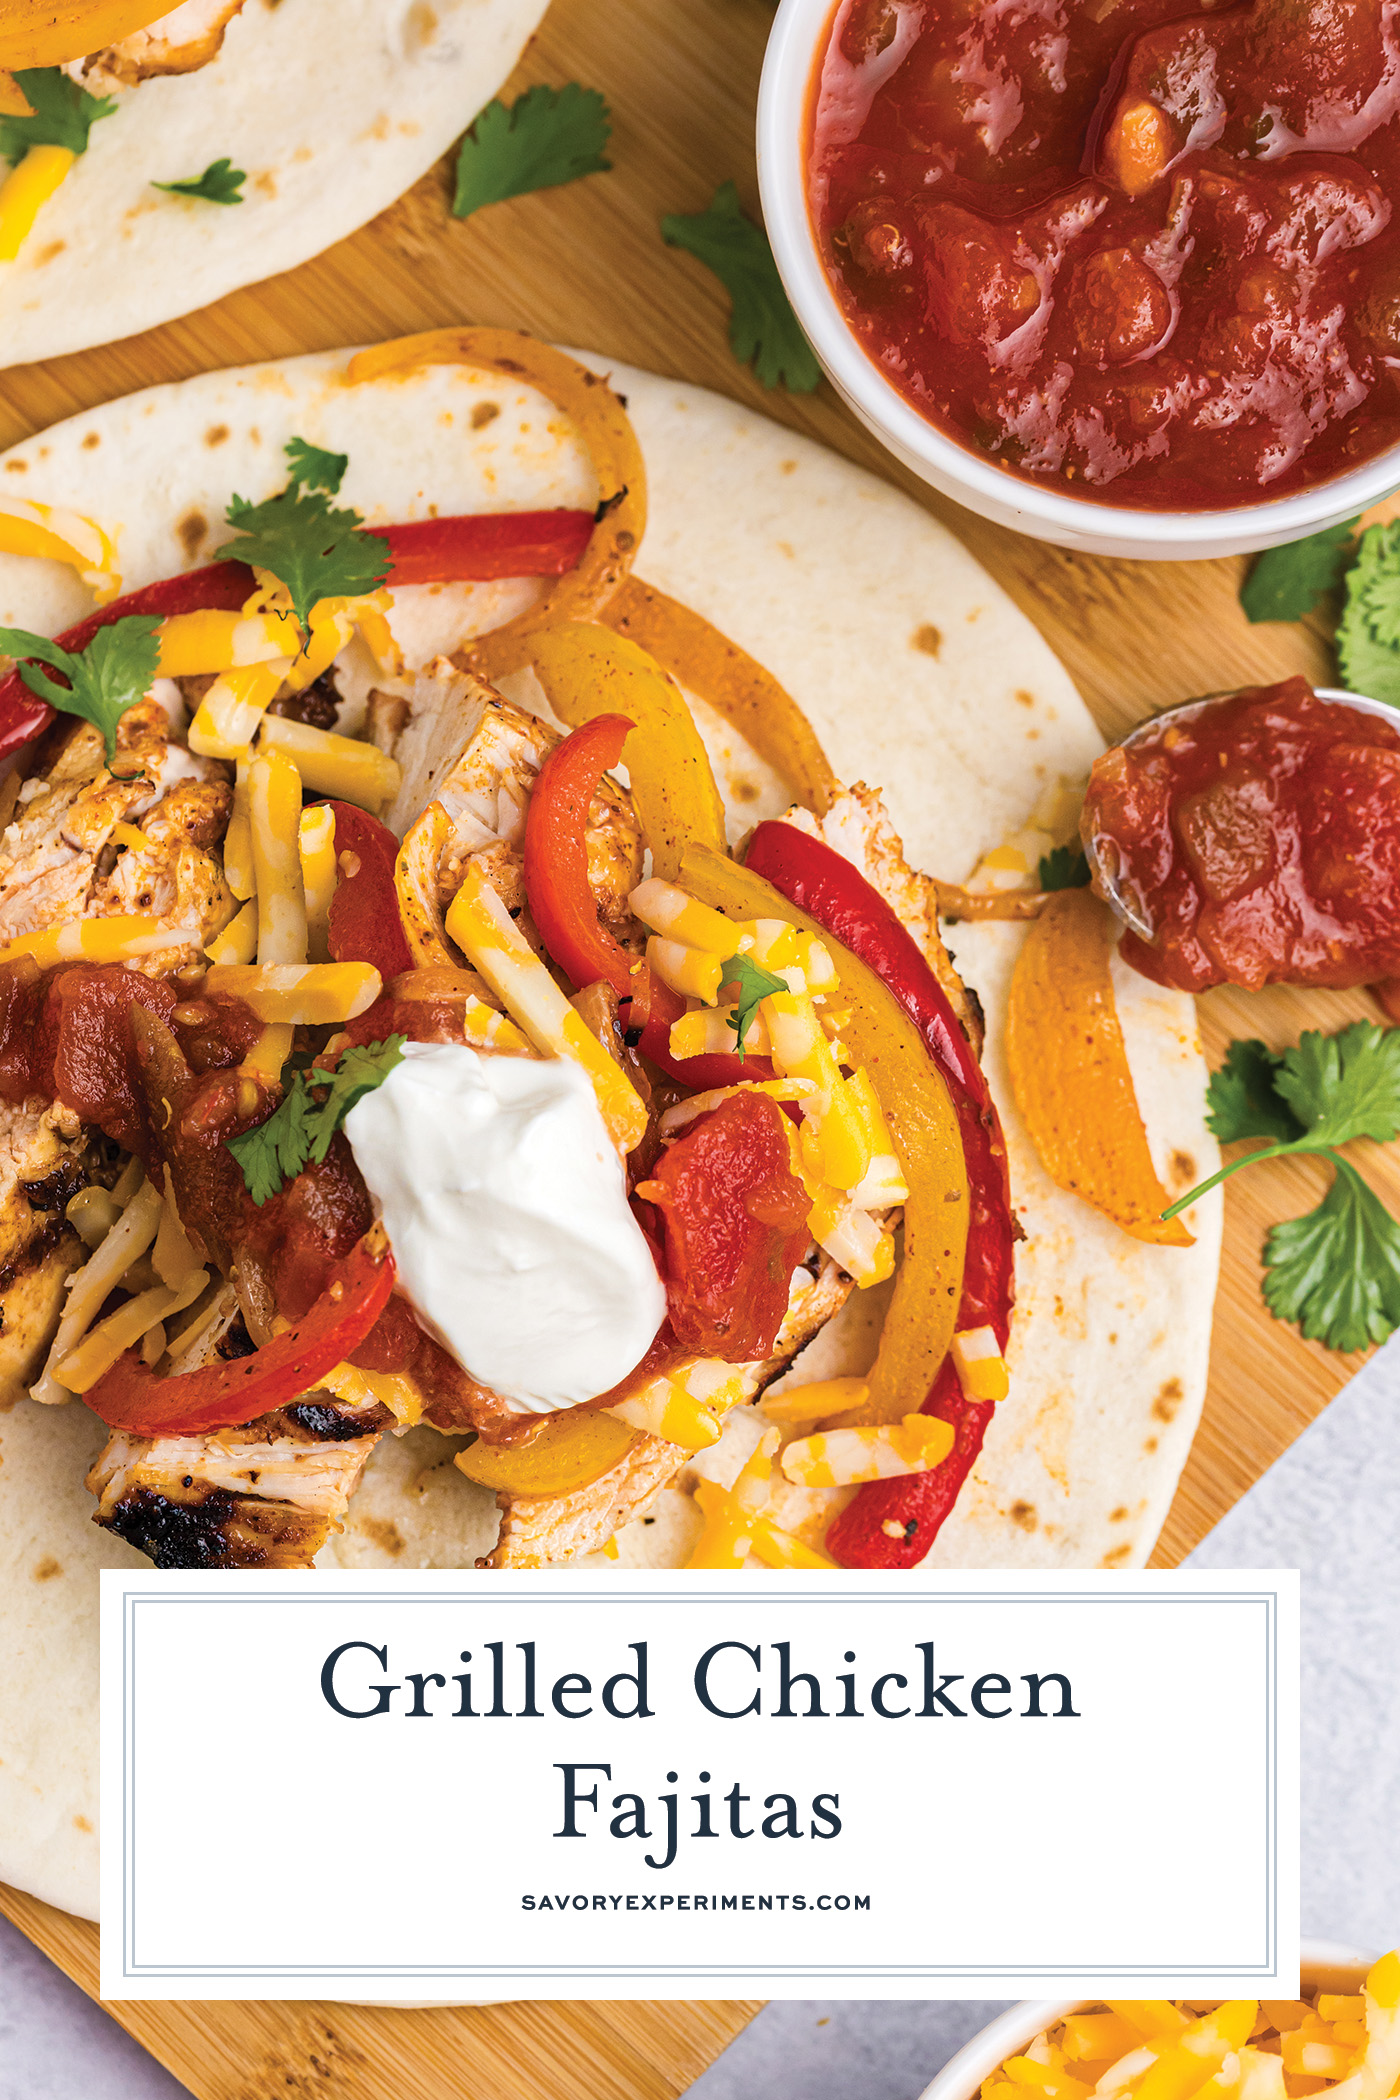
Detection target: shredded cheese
<box><xmin>0</xmin><ymin>915</ymin><xmax>176</xmax><ymax>968</ymax></box>
<box><xmin>298</xmin><ymin>803</ymin><xmax>336</xmax><ymax>961</ymax></box>
<box><xmin>248</xmin><ymin>748</ymin><xmax>307</xmax><ymax>966</ymax></box>
<box><xmin>646</xmin><ymin>934</ymin><xmax>724</xmax><ymax>1004</ymax></box>
<box><xmin>30</xmin><ymin>1178</ymin><xmax>163</xmax><ymax>1406</ymax></box>
<box><xmin>56</xmin><ymin>1266</ymin><xmax>209</xmax><ymax>1393</ymax></box>
<box><xmin>205</xmin><ymin>960</ymin><xmax>382</xmax><ymax>1026</ymax></box>
<box><xmin>157</xmin><ymin>608</ymin><xmax>300</xmax><ymax>678</ymax></box>
<box><xmin>259</xmin><ymin>713</ymin><xmax>401</xmax><ymax>810</ymax></box>
<box><xmin>629</xmin><ymin>878</ymin><xmax>740</xmax><ymax>955</ymax></box>
<box><xmin>0</xmin><ymin>497</ymin><xmax>121</xmax><ymax>602</ymax></box>
<box><xmin>445</xmin><ymin>861</ymin><xmax>648</xmax><ymax>1155</ymax></box>
<box><xmin>188</xmin><ymin>660</ymin><xmax>289</xmax><ymax>760</ymax></box>
<box><xmin>684</xmin><ymin>1427</ymin><xmax>780</xmax><ymax>1569</ymax></box>
<box><xmin>606</xmin><ymin>1359</ymin><xmax>747</xmax><ymax>1450</ymax></box>
<box><xmin>951</xmin><ymin>1325</ymin><xmax>1011</xmax><ymax>1404</ymax></box>
<box><xmin>780</xmin><ymin>1413</ymin><xmax>955</xmax><ymax>1488</ymax></box>
<box><xmin>692</xmin><ymin>1478</ymin><xmax>836</xmax><ymax>1569</ymax></box>
<box><xmin>205</xmin><ymin>898</ymin><xmax>258</xmax><ymax>966</ymax></box>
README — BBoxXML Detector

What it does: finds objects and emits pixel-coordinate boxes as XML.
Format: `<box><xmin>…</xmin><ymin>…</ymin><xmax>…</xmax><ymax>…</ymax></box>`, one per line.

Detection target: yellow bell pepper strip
<box><xmin>1361</xmin><ymin>1951</ymin><xmax>1400</xmax><ymax>2100</ymax></box>
<box><xmin>445</xmin><ymin>860</ymin><xmax>648</xmax><ymax>1155</ymax></box>
<box><xmin>692</xmin><ymin>1477</ymin><xmax>837</xmax><ymax>1569</ymax></box>
<box><xmin>759</xmin><ymin>1376</ymin><xmax>870</xmax><ymax>1428</ymax></box>
<box><xmin>344</xmin><ymin>329</ymin><xmax>646</xmax><ymax>679</ymax></box>
<box><xmin>0</xmin><ymin>5</ymin><xmax>171</xmax><ymax>68</ymax></box>
<box><xmin>602</xmin><ymin>576</ymin><xmax>839</xmax><ymax>817</ymax></box>
<box><xmin>685</xmin><ymin>1428</ymin><xmax>781</xmax><ymax>1569</ymax></box>
<box><xmin>781</xmin><ymin>1414</ymin><xmax>955</xmax><ymax>1488</ymax></box>
<box><xmin>744</xmin><ymin>817</ymin><xmax>1017</xmax><ymax>1571</ymax></box>
<box><xmin>1006</xmin><ymin>888</ymin><xmax>1194</xmax><ymax>1247</ymax></box>
<box><xmin>680</xmin><ymin>840</ymin><xmax>969</xmax><ymax>1425</ymax></box>
<box><xmin>527</xmin><ymin>622</ymin><xmax>728</xmax><ymax>883</ymax></box>
<box><xmin>0</xmin><ymin>143</ymin><xmax>74</xmax><ymax>261</ymax></box>
<box><xmin>0</xmin><ymin>498</ymin><xmax>120</xmax><ymax>602</ymax></box>
<box><xmin>455</xmin><ymin>1409</ymin><xmax>639</xmax><ymax>1497</ymax></box>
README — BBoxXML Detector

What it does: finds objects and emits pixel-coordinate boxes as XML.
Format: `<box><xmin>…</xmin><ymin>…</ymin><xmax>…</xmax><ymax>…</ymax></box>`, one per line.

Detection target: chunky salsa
<box><xmin>809</xmin><ymin>0</ymin><xmax>1400</xmax><ymax>507</ymax></box>
<box><xmin>1081</xmin><ymin>677</ymin><xmax>1400</xmax><ymax>989</ymax></box>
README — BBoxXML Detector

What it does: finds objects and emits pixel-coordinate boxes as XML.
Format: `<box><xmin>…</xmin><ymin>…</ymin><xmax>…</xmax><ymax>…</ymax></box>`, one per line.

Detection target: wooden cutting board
<box><xmin>1</xmin><ymin>0</ymin><xmax>1394</xmax><ymax>2088</ymax></box>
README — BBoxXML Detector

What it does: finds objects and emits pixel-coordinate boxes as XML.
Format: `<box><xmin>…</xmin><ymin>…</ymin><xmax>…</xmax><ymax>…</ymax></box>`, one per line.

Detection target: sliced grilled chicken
<box><xmin>66</xmin><ymin>0</ymin><xmax>248</xmax><ymax>90</ymax></box>
<box><xmin>87</xmin><ymin>1396</ymin><xmax>392</xmax><ymax>1568</ymax></box>
<box><xmin>488</xmin><ymin>1255</ymin><xmax>854</xmax><ymax>1568</ymax></box>
<box><xmin>0</xmin><ymin>704</ymin><xmax>235</xmax><ymax>967</ymax></box>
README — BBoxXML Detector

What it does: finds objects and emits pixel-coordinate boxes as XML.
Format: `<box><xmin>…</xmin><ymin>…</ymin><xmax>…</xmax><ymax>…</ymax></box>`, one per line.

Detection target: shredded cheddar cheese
<box><xmin>0</xmin><ymin>915</ymin><xmax>179</xmax><ymax>968</ymax></box>
<box><xmin>205</xmin><ymin>961</ymin><xmax>382</xmax><ymax>1026</ymax></box>
<box><xmin>0</xmin><ymin>497</ymin><xmax>121</xmax><ymax>602</ymax></box>
<box><xmin>780</xmin><ymin>1413</ymin><xmax>955</xmax><ymax>1488</ymax></box>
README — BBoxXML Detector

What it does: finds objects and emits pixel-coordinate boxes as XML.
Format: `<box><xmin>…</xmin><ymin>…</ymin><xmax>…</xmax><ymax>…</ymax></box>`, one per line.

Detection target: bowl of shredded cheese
<box><xmin>918</xmin><ymin>1949</ymin><xmax>1399</xmax><ymax>2100</ymax></box>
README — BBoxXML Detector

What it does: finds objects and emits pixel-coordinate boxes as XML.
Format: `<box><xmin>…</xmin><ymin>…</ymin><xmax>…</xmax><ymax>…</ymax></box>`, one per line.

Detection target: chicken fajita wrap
<box><xmin>0</xmin><ymin>334</ymin><xmax>1220</xmax><ymax>1917</ymax></box>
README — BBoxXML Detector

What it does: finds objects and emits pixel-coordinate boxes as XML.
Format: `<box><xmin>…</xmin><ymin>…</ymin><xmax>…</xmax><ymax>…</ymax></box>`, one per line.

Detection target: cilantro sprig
<box><xmin>454</xmin><ymin>82</ymin><xmax>612</xmax><ymax>220</ymax></box>
<box><xmin>0</xmin><ymin>68</ymin><xmax>115</xmax><ymax>163</ymax></box>
<box><xmin>0</xmin><ymin>616</ymin><xmax>161</xmax><ymax>762</ymax></box>
<box><xmin>1167</xmin><ymin>1025</ymin><xmax>1400</xmax><ymax>1352</ymax></box>
<box><xmin>718</xmin><ymin>953</ymin><xmax>788</xmax><ymax>1061</ymax></box>
<box><xmin>153</xmin><ymin>157</ymin><xmax>246</xmax><ymax>206</ymax></box>
<box><xmin>1037</xmin><ymin>844</ymin><xmax>1091</xmax><ymax>891</ymax></box>
<box><xmin>1240</xmin><ymin>515</ymin><xmax>1360</xmax><ymax>626</ymax></box>
<box><xmin>1335</xmin><ymin>520</ymin><xmax>1400</xmax><ymax>706</ymax></box>
<box><xmin>661</xmin><ymin>181</ymin><xmax>821</xmax><ymax>393</ymax></box>
<box><xmin>228</xmin><ymin>1037</ymin><xmax>406</xmax><ymax>1206</ymax></box>
<box><xmin>214</xmin><ymin>437</ymin><xmax>388</xmax><ymax>635</ymax></box>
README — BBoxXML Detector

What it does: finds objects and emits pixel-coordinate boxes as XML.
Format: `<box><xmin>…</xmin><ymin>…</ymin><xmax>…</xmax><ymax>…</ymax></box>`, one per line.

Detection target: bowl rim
<box><xmin>756</xmin><ymin>0</ymin><xmax>1400</xmax><ymax>545</ymax></box>
<box><xmin>913</xmin><ymin>1941</ymin><xmax>1383</xmax><ymax>2100</ymax></box>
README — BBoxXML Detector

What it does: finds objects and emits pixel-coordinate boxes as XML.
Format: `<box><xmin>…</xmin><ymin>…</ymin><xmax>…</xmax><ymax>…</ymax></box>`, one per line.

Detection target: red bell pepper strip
<box><xmin>743</xmin><ymin>819</ymin><xmax>1016</xmax><ymax>1570</ymax></box>
<box><xmin>522</xmin><ymin>714</ymin><xmax>769</xmax><ymax>1093</ymax></box>
<box><xmin>82</xmin><ymin>1229</ymin><xmax>396</xmax><ymax>1438</ymax></box>
<box><xmin>324</xmin><ymin>800</ymin><xmax>415</xmax><ymax>982</ymax></box>
<box><xmin>0</xmin><ymin>509</ymin><xmax>596</xmax><ymax>760</ymax></box>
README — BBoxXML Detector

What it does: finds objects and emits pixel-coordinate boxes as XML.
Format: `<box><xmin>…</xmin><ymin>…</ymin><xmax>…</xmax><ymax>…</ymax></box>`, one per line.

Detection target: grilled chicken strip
<box><xmin>66</xmin><ymin>0</ymin><xmax>248</xmax><ymax>90</ymax></box>
<box><xmin>87</xmin><ymin>1396</ymin><xmax>392</xmax><ymax>1568</ymax></box>
<box><xmin>487</xmin><ymin>1255</ymin><xmax>854</xmax><ymax>1568</ymax></box>
<box><xmin>0</xmin><ymin>1095</ymin><xmax>103</xmax><ymax>1405</ymax></box>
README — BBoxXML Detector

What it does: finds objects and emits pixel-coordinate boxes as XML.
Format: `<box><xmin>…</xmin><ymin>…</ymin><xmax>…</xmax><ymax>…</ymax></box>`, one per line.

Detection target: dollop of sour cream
<box><xmin>344</xmin><ymin>1043</ymin><xmax>666</xmax><ymax>1413</ymax></box>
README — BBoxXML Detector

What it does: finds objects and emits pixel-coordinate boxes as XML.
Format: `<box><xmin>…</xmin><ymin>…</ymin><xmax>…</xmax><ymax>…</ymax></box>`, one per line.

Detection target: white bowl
<box><xmin>757</xmin><ymin>0</ymin><xmax>1400</xmax><ymax>561</ymax></box>
<box><xmin>915</xmin><ymin>1942</ymin><xmax>1381</xmax><ymax>2100</ymax></box>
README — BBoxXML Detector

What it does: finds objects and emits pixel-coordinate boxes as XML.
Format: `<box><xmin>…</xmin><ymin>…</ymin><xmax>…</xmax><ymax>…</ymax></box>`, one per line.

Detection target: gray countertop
<box><xmin>4</xmin><ymin>1340</ymin><xmax>1397</xmax><ymax>2100</ymax></box>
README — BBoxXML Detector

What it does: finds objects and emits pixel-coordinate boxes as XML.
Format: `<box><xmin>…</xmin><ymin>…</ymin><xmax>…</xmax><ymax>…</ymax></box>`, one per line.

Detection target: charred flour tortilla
<box><xmin>0</xmin><ymin>0</ymin><xmax>549</xmax><ymax>370</ymax></box>
<box><xmin>0</xmin><ymin>347</ymin><xmax>1220</xmax><ymax>1920</ymax></box>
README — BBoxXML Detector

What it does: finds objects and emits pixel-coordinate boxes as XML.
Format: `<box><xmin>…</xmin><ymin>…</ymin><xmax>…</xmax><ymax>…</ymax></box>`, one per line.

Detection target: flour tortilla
<box><xmin>0</xmin><ymin>348</ymin><xmax>1221</xmax><ymax>1919</ymax></box>
<box><xmin>0</xmin><ymin>0</ymin><xmax>549</xmax><ymax>370</ymax></box>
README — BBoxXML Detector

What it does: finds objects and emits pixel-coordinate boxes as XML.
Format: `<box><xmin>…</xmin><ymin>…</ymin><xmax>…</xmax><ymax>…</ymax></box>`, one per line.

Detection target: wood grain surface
<box><xmin>1</xmin><ymin>0</ymin><xmax>1394</xmax><ymax>2088</ymax></box>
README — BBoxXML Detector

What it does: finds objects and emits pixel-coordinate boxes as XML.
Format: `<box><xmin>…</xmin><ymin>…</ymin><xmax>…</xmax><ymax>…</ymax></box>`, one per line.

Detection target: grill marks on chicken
<box><xmin>87</xmin><ymin>1397</ymin><xmax>392</xmax><ymax>1569</ymax></box>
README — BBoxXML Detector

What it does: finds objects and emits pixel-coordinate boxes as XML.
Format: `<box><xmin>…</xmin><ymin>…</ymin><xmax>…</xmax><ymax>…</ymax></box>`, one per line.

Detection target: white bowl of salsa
<box><xmin>914</xmin><ymin>1945</ymin><xmax>1387</xmax><ymax>2100</ymax></box>
<box><xmin>758</xmin><ymin>0</ymin><xmax>1400</xmax><ymax>560</ymax></box>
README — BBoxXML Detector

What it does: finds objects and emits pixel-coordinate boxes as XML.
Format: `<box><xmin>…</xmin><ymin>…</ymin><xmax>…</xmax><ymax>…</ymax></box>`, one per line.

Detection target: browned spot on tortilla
<box><xmin>1171</xmin><ymin>1150</ymin><xmax>1197</xmax><ymax>1187</ymax></box>
<box><xmin>1110</xmin><ymin>1506</ymin><xmax>1129</xmax><ymax>1522</ymax></box>
<box><xmin>81</xmin><ymin>432</ymin><xmax>100</xmax><ymax>450</ymax></box>
<box><xmin>32</xmin><ymin>1555</ymin><xmax>61</xmax><ymax>1581</ymax></box>
<box><xmin>1153</xmin><ymin>1377</ymin><xmax>1184</xmax><ymax>1422</ymax></box>
<box><xmin>358</xmin><ymin>1515</ymin><xmax>404</xmax><ymax>1557</ymax></box>
<box><xmin>4</xmin><ymin>459</ymin><xmax>27</xmax><ymax>472</ymax></box>
<box><xmin>1014</xmin><ymin>688</ymin><xmax>1035</xmax><ymax>707</ymax></box>
<box><xmin>776</xmin><ymin>540</ymin><xmax>795</xmax><ymax>559</ymax></box>
<box><xmin>73</xmin><ymin>1814</ymin><xmax>92</xmax><ymax>1833</ymax></box>
<box><xmin>1101</xmin><ymin>1541</ymin><xmax>1133</xmax><ymax>1567</ymax></box>
<box><xmin>471</xmin><ymin>401</ymin><xmax>501</xmax><ymax>431</ymax></box>
<box><xmin>912</xmin><ymin>623</ymin><xmax>941</xmax><ymax>657</ymax></box>
<box><xmin>177</xmin><ymin>510</ymin><xmax>207</xmax><ymax>561</ymax></box>
<box><xmin>1144</xmin><ymin>1436</ymin><xmax>1158</xmax><ymax>1452</ymax></box>
<box><xmin>780</xmin><ymin>459</ymin><xmax>798</xmax><ymax>475</ymax></box>
<box><xmin>367</xmin><ymin>112</ymin><xmax>391</xmax><ymax>142</ymax></box>
<box><xmin>406</xmin><ymin>0</ymin><xmax>439</xmax><ymax>43</ymax></box>
<box><xmin>205</xmin><ymin>424</ymin><xmax>230</xmax><ymax>449</ymax></box>
<box><xmin>35</xmin><ymin>241</ymin><xmax>65</xmax><ymax>266</ymax></box>
<box><xmin>732</xmin><ymin>780</ymin><xmax>760</xmax><ymax>804</ymax></box>
<box><xmin>1108</xmin><ymin>1331</ymin><xmax>1118</xmax><ymax>1344</ymax></box>
<box><xmin>1009</xmin><ymin>1500</ymin><xmax>1037</xmax><ymax>1533</ymax></box>
<box><xmin>255</xmin><ymin>171</ymin><xmax>277</xmax><ymax>200</ymax></box>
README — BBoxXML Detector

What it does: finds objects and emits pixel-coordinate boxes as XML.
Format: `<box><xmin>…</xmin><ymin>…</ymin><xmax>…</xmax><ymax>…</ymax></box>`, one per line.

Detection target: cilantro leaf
<box><xmin>1262</xmin><ymin>1156</ymin><xmax>1400</xmax><ymax>1353</ymax></box>
<box><xmin>0</xmin><ymin>68</ymin><xmax>115</xmax><ymax>163</ymax></box>
<box><xmin>1240</xmin><ymin>515</ymin><xmax>1359</xmax><ymax>624</ymax></box>
<box><xmin>453</xmin><ymin>82</ymin><xmax>612</xmax><ymax>220</ymax></box>
<box><xmin>0</xmin><ymin>616</ymin><xmax>161</xmax><ymax>762</ymax></box>
<box><xmin>227</xmin><ymin>1084</ymin><xmax>316</xmax><ymax>1209</ymax></box>
<box><xmin>1336</xmin><ymin>521</ymin><xmax>1400</xmax><ymax>705</ymax></box>
<box><xmin>1205</xmin><ymin>1039</ymin><xmax>1304</xmax><ymax>1146</ymax></box>
<box><xmin>1037</xmin><ymin>844</ymin><xmax>1091</xmax><ymax>891</ymax></box>
<box><xmin>226</xmin><ymin>1037</ymin><xmax>406</xmax><ymax>1205</ymax></box>
<box><xmin>284</xmin><ymin>437</ymin><xmax>348</xmax><ymax>496</ymax></box>
<box><xmin>1274</xmin><ymin>1020</ymin><xmax>1400</xmax><ymax>1148</ymax></box>
<box><xmin>152</xmin><ymin>157</ymin><xmax>245</xmax><ymax>205</ymax></box>
<box><xmin>661</xmin><ymin>181</ymin><xmax>821</xmax><ymax>393</ymax></box>
<box><xmin>718</xmin><ymin>953</ymin><xmax>788</xmax><ymax>1061</ymax></box>
<box><xmin>215</xmin><ymin>482</ymin><xmax>389</xmax><ymax>635</ymax></box>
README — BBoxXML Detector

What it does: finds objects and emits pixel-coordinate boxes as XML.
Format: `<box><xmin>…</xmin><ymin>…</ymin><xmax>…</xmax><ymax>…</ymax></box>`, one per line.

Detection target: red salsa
<box><xmin>1081</xmin><ymin>677</ymin><xmax>1400</xmax><ymax>989</ymax></box>
<box><xmin>809</xmin><ymin>0</ymin><xmax>1400</xmax><ymax>506</ymax></box>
